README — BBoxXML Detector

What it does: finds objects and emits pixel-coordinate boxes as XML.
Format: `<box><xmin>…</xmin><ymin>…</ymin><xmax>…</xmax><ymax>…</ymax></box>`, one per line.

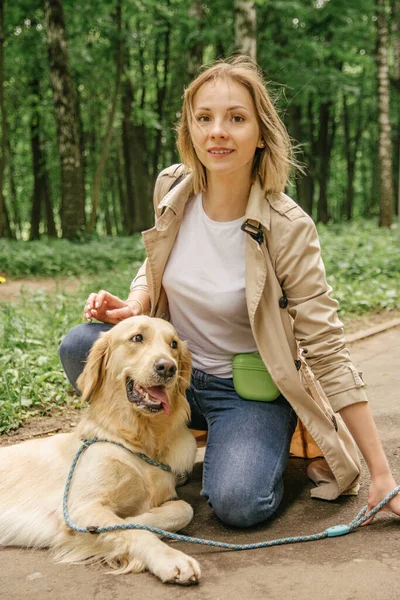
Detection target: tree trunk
<box><xmin>234</xmin><ymin>1</ymin><xmax>257</xmax><ymax>61</ymax></box>
<box><xmin>137</xmin><ymin>19</ymin><xmax>146</xmax><ymax>111</ymax></box>
<box><xmin>103</xmin><ymin>189</ymin><xmax>112</xmax><ymax>236</ymax></box>
<box><xmin>131</xmin><ymin>124</ymin><xmax>152</xmax><ymax>230</ymax></box>
<box><xmin>7</xmin><ymin>136</ymin><xmax>21</xmax><ymax>238</ymax></box>
<box><xmin>369</xmin><ymin>147</ymin><xmax>380</xmax><ymax>217</ymax></box>
<box><xmin>392</xmin><ymin>0</ymin><xmax>400</xmax><ymax>223</ymax></box>
<box><xmin>30</xmin><ymin>113</ymin><xmax>42</xmax><ymax>240</ymax></box>
<box><xmin>0</xmin><ymin>0</ymin><xmax>10</xmax><ymax>239</ymax></box>
<box><xmin>375</xmin><ymin>0</ymin><xmax>394</xmax><ymax>227</ymax></box>
<box><xmin>30</xmin><ymin>78</ymin><xmax>57</xmax><ymax>239</ymax></box>
<box><xmin>44</xmin><ymin>0</ymin><xmax>85</xmax><ymax>239</ymax></box>
<box><xmin>288</xmin><ymin>103</ymin><xmax>315</xmax><ymax>216</ymax></box>
<box><xmin>343</xmin><ymin>94</ymin><xmax>352</xmax><ymax>220</ymax></box>
<box><xmin>152</xmin><ymin>13</ymin><xmax>171</xmax><ymax>179</ymax></box>
<box><xmin>187</xmin><ymin>0</ymin><xmax>204</xmax><ymax>78</ymax></box>
<box><xmin>109</xmin><ymin>170</ymin><xmax>121</xmax><ymax>235</ymax></box>
<box><xmin>88</xmin><ymin>0</ymin><xmax>123</xmax><ymax>232</ymax></box>
<box><xmin>75</xmin><ymin>81</ymin><xmax>86</xmax><ymax>222</ymax></box>
<box><xmin>316</xmin><ymin>102</ymin><xmax>336</xmax><ymax>223</ymax></box>
<box><xmin>116</xmin><ymin>150</ymin><xmax>128</xmax><ymax>232</ymax></box>
<box><xmin>121</xmin><ymin>77</ymin><xmax>137</xmax><ymax>232</ymax></box>
<box><xmin>343</xmin><ymin>94</ymin><xmax>363</xmax><ymax>220</ymax></box>
<box><xmin>121</xmin><ymin>37</ymin><xmax>151</xmax><ymax>234</ymax></box>
<box><xmin>43</xmin><ymin>169</ymin><xmax>57</xmax><ymax>237</ymax></box>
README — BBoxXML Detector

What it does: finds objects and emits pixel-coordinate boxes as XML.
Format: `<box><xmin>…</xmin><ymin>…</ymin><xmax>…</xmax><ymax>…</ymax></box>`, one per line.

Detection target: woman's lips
<box><xmin>208</xmin><ymin>148</ymin><xmax>234</xmax><ymax>156</ymax></box>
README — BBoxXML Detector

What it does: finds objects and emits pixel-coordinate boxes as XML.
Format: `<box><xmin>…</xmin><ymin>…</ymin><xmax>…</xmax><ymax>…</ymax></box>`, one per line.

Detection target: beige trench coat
<box><xmin>132</xmin><ymin>165</ymin><xmax>367</xmax><ymax>500</ymax></box>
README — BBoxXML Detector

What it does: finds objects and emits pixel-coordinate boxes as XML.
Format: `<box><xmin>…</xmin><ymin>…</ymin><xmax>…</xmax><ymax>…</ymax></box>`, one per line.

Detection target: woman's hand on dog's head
<box><xmin>84</xmin><ymin>290</ymin><xmax>141</xmax><ymax>325</ymax></box>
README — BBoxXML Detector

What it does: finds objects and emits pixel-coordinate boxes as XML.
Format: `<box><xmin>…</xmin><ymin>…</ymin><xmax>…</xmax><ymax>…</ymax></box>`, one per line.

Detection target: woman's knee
<box><xmin>59</xmin><ymin>323</ymin><xmax>112</xmax><ymax>391</ymax></box>
<box><xmin>203</xmin><ymin>479</ymin><xmax>284</xmax><ymax>528</ymax></box>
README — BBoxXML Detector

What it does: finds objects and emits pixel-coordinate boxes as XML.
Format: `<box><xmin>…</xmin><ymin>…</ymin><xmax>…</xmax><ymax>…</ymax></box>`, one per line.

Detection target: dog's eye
<box><xmin>171</xmin><ymin>340</ymin><xmax>178</xmax><ymax>349</ymax></box>
<box><xmin>131</xmin><ymin>334</ymin><xmax>143</xmax><ymax>343</ymax></box>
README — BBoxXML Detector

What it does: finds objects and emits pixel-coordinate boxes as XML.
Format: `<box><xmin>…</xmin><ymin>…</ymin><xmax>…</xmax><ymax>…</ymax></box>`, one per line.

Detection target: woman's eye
<box><xmin>132</xmin><ymin>334</ymin><xmax>143</xmax><ymax>343</ymax></box>
<box><xmin>198</xmin><ymin>115</ymin><xmax>211</xmax><ymax>122</ymax></box>
<box><xmin>232</xmin><ymin>115</ymin><xmax>244</xmax><ymax>123</ymax></box>
<box><xmin>171</xmin><ymin>340</ymin><xmax>178</xmax><ymax>349</ymax></box>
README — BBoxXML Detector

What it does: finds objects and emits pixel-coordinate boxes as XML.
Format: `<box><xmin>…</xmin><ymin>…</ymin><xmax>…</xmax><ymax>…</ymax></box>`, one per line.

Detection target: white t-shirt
<box><xmin>162</xmin><ymin>193</ymin><xmax>257</xmax><ymax>377</ymax></box>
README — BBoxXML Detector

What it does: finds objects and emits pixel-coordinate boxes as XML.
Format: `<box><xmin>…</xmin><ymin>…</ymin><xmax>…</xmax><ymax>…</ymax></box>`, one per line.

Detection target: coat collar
<box><xmin>157</xmin><ymin>171</ymin><xmax>272</xmax><ymax>231</ymax></box>
<box><xmin>157</xmin><ymin>173</ymin><xmax>195</xmax><ymax>219</ymax></box>
<box><xmin>244</xmin><ymin>177</ymin><xmax>271</xmax><ymax>232</ymax></box>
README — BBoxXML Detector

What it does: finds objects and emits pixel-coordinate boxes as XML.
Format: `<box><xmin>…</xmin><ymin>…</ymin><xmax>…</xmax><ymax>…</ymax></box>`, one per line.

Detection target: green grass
<box><xmin>318</xmin><ymin>220</ymin><xmax>400</xmax><ymax>316</ymax></box>
<box><xmin>0</xmin><ymin>221</ymin><xmax>399</xmax><ymax>434</ymax></box>
<box><xmin>0</xmin><ymin>235</ymin><xmax>145</xmax><ymax>278</ymax></box>
<box><xmin>0</xmin><ymin>241</ymin><xmax>145</xmax><ymax>434</ymax></box>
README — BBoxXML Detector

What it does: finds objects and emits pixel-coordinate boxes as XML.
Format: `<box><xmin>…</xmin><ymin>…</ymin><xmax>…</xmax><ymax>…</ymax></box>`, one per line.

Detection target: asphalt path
<box><xmin>1</xmin><ymin>326</ymin><xmax>399</xmax><ymax>600</ymax></box>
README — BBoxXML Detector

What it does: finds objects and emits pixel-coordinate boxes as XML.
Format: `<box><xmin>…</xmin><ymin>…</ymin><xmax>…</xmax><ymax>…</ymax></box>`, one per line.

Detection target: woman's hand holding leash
<box><xmin>365</xmin><ymin>473</ymin><xmax>400</xmax><ymax>525</ymax></box>
<box><xmin>339</xmin><ymin>402</ymin><xmax>400</xmax><ymax>525</ymax></box>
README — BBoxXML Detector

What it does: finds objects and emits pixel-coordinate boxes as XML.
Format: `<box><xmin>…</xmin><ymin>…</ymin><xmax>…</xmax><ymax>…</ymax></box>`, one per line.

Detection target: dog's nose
<box><xmin>153</xmin><ymin>358</ymin><xmax>176</xmax><ymax>379</ymax></box>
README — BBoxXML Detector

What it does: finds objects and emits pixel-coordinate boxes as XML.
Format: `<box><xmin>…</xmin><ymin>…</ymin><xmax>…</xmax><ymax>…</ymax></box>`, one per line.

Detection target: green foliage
<box><xmin>2</xmin><ymin>0</ymin><xmax>399</xmax><ymax>237</ymax></box>
<box><xmin>0</xmin><ymin>260</ymin><xmax>140</xmax><ymax>434</ymax></box>
<box><xmin>0</xmin><ymin>235</ymin><xmax>145</xmax><ymax>278</ymax></box>
<box><xmin>0</xmin><ymin>291</ymin><xmax>81</xmax><ymax>433</ymax></box>
<box><xmin>319</xmin><ymin>221</ymin><xmax>400</xmax><ymax>315</ymax></box>
<box><xmin>0</xmin><ymin>223</ymin><xmax>399</xmax><ymax>434</ymax></box>
<box><xmin>0</xmin><ymin>235</ymin><xmax>146</xmax><ymax>432</ymax></box>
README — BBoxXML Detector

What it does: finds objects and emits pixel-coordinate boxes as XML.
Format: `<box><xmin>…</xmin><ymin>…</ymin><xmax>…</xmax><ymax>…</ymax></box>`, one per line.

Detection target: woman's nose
<box><xmin>209</xmin><ymin>119</ymin><xmax>228</xmax><ymax>138</ymax></box>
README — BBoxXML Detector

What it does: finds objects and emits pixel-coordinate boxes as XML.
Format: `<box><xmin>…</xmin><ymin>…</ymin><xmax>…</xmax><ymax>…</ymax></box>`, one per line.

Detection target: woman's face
<box><xmin>190</xmin><ymin>78</ymin><xmax>263</xmax><ymax>181</ymax></box>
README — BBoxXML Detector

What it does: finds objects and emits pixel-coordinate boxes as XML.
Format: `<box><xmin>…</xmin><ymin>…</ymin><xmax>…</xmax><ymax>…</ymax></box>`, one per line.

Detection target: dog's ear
<box><xmin>77</xmin><ymin>333</ymin><xmax>110</xmax><ymax>403</ymax></box>
<box><xmin>178</xmin><ymin>341</ymin><xmax>192</xmax><ymax>397</ymax></box>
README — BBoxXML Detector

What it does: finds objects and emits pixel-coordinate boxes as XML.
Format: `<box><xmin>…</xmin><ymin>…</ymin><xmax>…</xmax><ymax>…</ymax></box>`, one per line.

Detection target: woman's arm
<box><xmin>271</xmin><ymin>209</ymin><xmax>399</xmax><ymax>517</ymax></box>
<box><xmin>339</xmin><ymin>402</ymin><xmax>400</xmax><ymax>520</ymax></box>
<box><xmin>272</xmin><ymin>212</ymin><xmax>368</xmax><ymax>412</ymax></box>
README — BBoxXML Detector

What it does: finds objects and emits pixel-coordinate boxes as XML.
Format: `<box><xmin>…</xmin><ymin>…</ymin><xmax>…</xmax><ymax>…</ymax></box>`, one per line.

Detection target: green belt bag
<box><xmin>232</xmin><ymin>352</ymin><xmax>281</xmax><ymax>402</ymax></box>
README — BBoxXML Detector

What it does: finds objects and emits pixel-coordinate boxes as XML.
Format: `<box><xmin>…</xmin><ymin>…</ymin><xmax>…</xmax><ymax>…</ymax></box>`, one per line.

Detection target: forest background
<box><xmin>0</xmin><ymin>0</ymin><xmax>400</xmax><ymax>433</ymax></box>
<box><xmin>0</xmin><ymin>0</ymin><xmax>399</xmax><ymax>238</ymax></box>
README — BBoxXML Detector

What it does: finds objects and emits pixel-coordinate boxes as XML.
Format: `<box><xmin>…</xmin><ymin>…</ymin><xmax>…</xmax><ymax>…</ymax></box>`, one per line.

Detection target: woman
<box><xmin>59</xmin><ymin>56</ymin><xmax>400</xmax><ymax>527</ymax></box>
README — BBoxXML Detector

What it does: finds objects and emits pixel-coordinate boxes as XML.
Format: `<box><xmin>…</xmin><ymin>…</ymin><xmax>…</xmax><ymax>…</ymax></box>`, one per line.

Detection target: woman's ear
<box><xmin>77</xmin><ymin>333</ymin><xmax>110</xmax><ymax>403</ymax></box>
<box><xmin>178</xmin><ymin>341</ymin><xmax>192</xmax><ymax>396</ymax></box>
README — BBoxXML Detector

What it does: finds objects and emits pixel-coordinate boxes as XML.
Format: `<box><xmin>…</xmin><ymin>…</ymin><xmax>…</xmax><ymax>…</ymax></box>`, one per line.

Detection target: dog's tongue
<box><xmin>146</xmin><ymin>386</ymin><xmax>170</xmax><ymax>416</ymax></box>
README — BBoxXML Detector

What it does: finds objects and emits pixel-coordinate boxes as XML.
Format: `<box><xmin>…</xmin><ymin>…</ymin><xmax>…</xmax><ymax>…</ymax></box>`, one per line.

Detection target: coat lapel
<box><xmin>243</xmin><ymin>179</ymin><xmax>271</xmax><ymax>327</ymax></box>
<box><xmin>142</xmin><ymin>174</ymin><xmax>194</xmax><ymax>311</ymax></box>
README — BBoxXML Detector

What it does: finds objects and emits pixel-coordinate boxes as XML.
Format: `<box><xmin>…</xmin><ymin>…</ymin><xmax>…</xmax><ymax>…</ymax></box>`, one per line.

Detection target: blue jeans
<box><xmin>59</xmin><ymin>324</ymin><xmax>297</xmax><ymax>527</ymax></box>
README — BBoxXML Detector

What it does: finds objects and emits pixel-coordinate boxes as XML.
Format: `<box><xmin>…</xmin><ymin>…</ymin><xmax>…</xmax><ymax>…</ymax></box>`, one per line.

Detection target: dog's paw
<box><xmin>155</xmin><ymin>549</ymin><xmax>201</xmax><ymax>585</ymax></box>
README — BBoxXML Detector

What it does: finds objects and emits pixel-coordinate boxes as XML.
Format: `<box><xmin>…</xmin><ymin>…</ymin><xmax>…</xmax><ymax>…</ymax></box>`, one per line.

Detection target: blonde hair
<box><xmin>176</xmin><ymin>56</ymin><xmax>295</xmax><ymax>195</ymax></box>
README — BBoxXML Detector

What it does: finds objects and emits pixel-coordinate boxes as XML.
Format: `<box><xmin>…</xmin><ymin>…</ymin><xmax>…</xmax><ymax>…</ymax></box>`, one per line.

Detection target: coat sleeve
<box><xmin>271</xmin><ymin>213</ymin><xmax>368</xmax><ymax>413</ymax></box>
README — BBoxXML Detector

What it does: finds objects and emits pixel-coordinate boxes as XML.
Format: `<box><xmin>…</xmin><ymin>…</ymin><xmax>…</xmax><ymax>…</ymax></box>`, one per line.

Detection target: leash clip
<box><xmin>86</xmin><ymin>526</ymin><xmax>100</xmax><ymax>534</ymax></box>
<box><xmin>325</xmin><ymin>524</ymin><xmax>351</xmax><ymax>537</ymax></box>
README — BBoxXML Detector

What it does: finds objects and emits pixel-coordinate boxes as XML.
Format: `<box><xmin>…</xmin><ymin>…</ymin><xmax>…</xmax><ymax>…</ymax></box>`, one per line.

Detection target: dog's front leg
<box><xmin>122</xmin><ymin>527</ymin><xmax>201</xmax><ymax>585</ymax></box>
<box><xmin>68</xmin><ymin>505</ymin><xmax>201</xmax><ymax>584</ymax></box>
<box><xmin>125</xmin><ymin>498</ymin><xmax>194</xmax><ymax>533</ymax></box>
<box><xmin>122</xmin><ymin>499</ymin><xmax>201</xmax><ymax>584</ymax></box>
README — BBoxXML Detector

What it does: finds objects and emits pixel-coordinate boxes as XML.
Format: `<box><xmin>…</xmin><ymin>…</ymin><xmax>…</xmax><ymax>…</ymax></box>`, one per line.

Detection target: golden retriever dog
<box><xmin>0</xmin><ymin>316</ymin><xmax>201</xmax><ymax>585</ymax></box>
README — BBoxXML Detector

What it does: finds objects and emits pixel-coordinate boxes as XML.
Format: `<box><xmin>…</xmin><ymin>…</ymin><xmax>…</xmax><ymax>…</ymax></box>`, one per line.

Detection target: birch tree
<box><xmin>0</xmin><ymin>0</ymin><xmax>11</xmax><ymax>238</ymax></box>
<box><xmin>392</xmin><ymin>0</ymin><xmax>400</xmax><ymax>226</ymax></box>
<box><xmin>234</xmin><ymin>1</ymin><xmax>257</xmax><ymax>61</ymax></box>
<box><xmin>375</xmin><ymin>0</ymin><xmax>394</xmax><ymax>227</ymax></box>
<box><xmin>187</xmin><ymin>0</ymin><xmax>204</xmax><ymax>78</ymax></box>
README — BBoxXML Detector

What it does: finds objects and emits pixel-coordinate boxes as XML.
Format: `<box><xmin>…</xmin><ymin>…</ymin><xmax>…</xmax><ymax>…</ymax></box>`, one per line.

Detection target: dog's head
<box><xmin>77</xmin><ymin>316</ymin><xmax>192</xmax><ymax>420</ymax></box>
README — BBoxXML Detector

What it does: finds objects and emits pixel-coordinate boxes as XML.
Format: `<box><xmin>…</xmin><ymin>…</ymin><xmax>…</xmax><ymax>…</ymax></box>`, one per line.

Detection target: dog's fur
<box><xmin>0</xmin><ymin>316</ymin><xmax>201</xmax><ymax>584</ymax></box>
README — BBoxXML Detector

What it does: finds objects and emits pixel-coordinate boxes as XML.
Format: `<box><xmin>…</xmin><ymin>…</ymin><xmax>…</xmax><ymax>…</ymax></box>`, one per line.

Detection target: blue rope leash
<box><xmin>63</xmin><ymin>438</ymin><xmax>400</xmax><ymax>550</ymax></box>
